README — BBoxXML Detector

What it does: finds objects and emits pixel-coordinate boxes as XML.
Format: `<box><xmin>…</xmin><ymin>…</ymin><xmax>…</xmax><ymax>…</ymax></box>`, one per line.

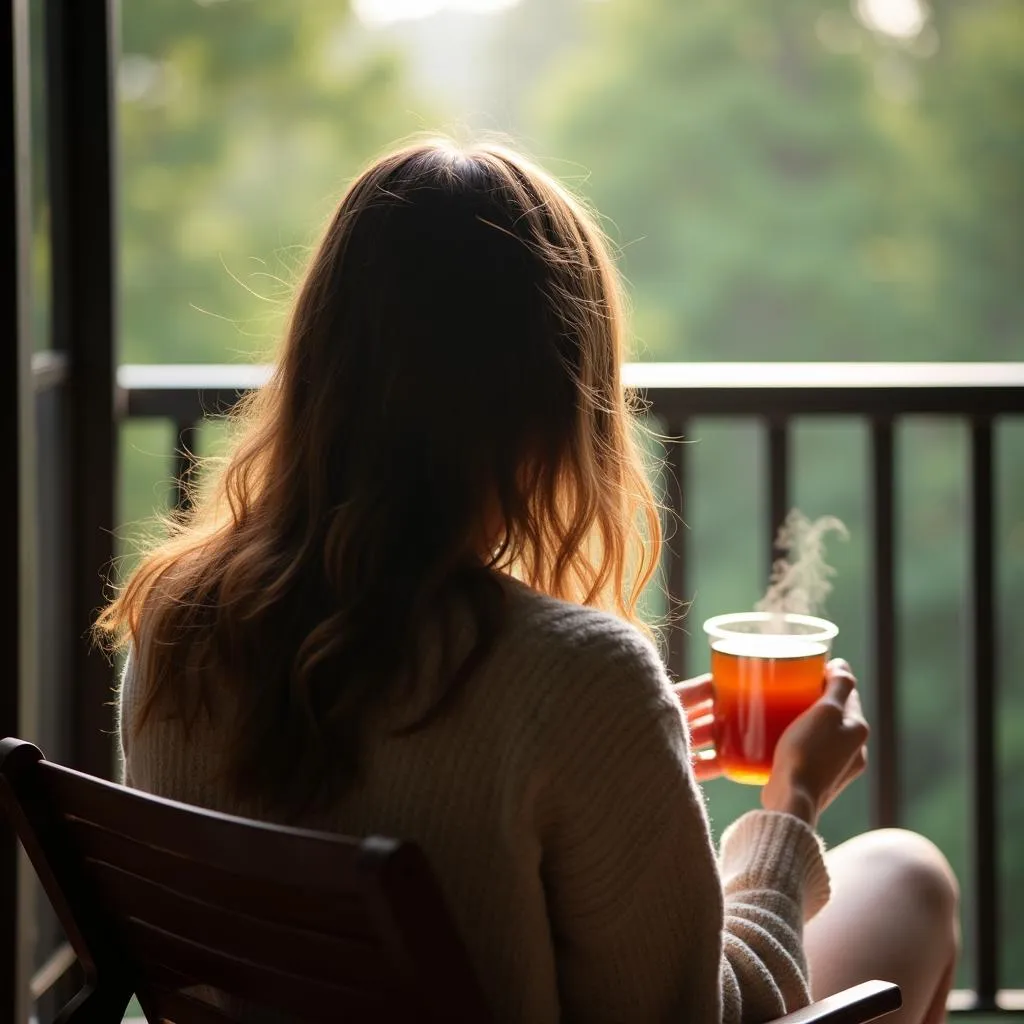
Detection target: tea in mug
<box><xmin>710</xmin><ymin>636</ymin><xmax>829</xmax><ymax>785</ymax></box>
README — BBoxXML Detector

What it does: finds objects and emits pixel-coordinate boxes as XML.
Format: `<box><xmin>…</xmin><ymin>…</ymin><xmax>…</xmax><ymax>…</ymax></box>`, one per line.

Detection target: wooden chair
<box><xmin>0</xmin><ymin>737</ymin><xmax>903</xmax><ymax>1024</ymax></box>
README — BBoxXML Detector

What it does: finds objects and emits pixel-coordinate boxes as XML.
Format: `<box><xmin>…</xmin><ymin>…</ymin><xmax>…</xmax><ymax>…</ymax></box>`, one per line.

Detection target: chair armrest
<box><xmin>767</xmin><ymin>981</ymin><xmax>902</xmax><ymax>1024</ymax></box>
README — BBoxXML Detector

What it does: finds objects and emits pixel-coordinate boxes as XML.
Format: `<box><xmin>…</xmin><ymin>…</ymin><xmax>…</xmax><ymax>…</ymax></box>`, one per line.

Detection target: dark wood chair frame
<box><xmin>0</xmin><ymin>738</ymin><xmax>903</xmax><ymax>1024</ymax></box>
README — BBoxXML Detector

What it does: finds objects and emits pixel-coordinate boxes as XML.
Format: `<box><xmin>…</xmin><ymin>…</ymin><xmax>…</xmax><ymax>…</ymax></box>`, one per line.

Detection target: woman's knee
<box><xmin>845</xmin><ymin>828</ymin><xmax>960</xmax><ymax>934</ymax></box>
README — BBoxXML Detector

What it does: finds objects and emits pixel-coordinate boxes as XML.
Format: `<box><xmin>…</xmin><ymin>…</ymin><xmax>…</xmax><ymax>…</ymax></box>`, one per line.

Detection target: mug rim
<box><xmin>702</xmin><ymin>611</ymin><xmax>838</xmax><ymax>642</ymax></box>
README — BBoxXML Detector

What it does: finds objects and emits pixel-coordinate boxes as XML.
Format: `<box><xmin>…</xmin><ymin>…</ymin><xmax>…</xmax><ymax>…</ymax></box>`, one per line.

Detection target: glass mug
<box><xmin>703</xmin><ymin>612</ymin><xmax>839</xmax><ymax>786</ymax></box>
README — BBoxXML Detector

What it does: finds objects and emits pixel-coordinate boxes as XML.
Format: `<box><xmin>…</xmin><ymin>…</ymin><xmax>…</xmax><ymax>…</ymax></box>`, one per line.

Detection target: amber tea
<box><xmin>703</xmin><ymin>613</ymin><xmax>838</xmax><ymax>786</ymax></box>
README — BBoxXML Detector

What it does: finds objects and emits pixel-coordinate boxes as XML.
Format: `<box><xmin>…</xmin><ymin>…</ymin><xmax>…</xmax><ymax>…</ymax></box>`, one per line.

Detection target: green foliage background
<box><xmin>110</xmin><ymin>0</ymin><xmax>1022</xmax><ymax>988</ymax></box>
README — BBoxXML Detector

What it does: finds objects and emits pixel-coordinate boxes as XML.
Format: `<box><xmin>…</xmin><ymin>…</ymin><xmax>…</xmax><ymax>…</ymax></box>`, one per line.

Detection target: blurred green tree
<box><xmin>918</xmin><ymin>0</ymin><xmax>1023</xmax><ymax>358</ymax></box>
<box><xmin>531</xmin><ymin>0</ymin><xmax>927</xmax><ymax>361</ymax></box>
<box><xmin>120</xmin><ymin>0</ymin><xmax>432</xmax><ymax>365</ymax></box>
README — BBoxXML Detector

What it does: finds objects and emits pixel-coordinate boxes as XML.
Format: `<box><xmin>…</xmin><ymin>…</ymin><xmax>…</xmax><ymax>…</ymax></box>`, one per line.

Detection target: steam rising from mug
<box><xmin>755</xmin><ymin>510</ymin><xmax>849</xmax><ymax>629</ymax></box>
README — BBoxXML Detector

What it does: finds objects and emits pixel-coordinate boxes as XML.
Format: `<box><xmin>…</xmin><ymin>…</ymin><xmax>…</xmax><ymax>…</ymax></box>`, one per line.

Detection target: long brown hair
<box><xmin>97</xmin><ymin>139</ymin><xmax>662</xmax><ymax>810</ymax></box>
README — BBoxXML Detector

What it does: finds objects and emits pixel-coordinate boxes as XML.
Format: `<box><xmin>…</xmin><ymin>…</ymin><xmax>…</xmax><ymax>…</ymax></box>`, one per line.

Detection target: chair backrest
<box><xmin>0</xmin><ymin>737</ymin><xmax>492</xmax><ymax>1024</ymax></box>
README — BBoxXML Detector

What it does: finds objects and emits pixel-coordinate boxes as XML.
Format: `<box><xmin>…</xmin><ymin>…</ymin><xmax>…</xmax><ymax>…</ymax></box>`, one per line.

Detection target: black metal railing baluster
<box><xmin>665</xmin><ymin>420</ymin><xmax>690</xmax><ymax>681</ymax></box>
<box><xmin>766</xmin><ymin>417</ymin><xmax>790</xmax><ymax>572</ymax></box>
<box><xmin>173</xmin><ymin>419</ymin><xmax>198</xmax><ymax>512</ymax></box>
<box><xmin>969</xmin><ymin>417</ymin><xmax>998</xmax><ymax>1010</ymax></box>
<box><xmin>870</xmin><ymin>417</ymin><xmax>899</xmax><ymax>828</ymax></box>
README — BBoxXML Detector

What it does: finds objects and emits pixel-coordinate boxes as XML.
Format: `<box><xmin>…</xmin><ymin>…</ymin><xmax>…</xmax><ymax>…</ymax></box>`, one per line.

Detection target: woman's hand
<box><xmin>673</xmin><ymin>674</ymin><xmax>722</xmax><ymax>782</ymax></box>
<box><xmin>761</xmin><ymin>658</ymin><xmax>870</xmax><ymax>828</ymax></box>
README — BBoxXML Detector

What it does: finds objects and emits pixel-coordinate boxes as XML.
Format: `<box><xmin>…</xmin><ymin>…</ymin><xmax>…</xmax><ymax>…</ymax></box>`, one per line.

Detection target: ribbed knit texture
<box><xmin>119</xmin><ymin>578</ymin><xmax>830</xmax><ymax>1024</ymax></box>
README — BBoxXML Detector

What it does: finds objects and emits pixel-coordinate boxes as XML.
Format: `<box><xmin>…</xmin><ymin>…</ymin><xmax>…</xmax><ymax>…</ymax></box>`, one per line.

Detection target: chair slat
<box><xmin>84</xmin><ymin>858</ymin><xmax>391</xmax><ymax>987</ymax></box>
<box><xmin>39</xmin><ymin>763</ymin><xmax>375</xmax><ymax>890</ymax></box>
<box><xmin>64</xmin><ymin>816</ymin><xmax>367</xmax><ymax>939</ymax></box>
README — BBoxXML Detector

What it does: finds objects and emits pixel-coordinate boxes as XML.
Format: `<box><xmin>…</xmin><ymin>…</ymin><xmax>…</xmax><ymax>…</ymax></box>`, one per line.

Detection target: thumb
<box><xmin>823</xmin><ymin>664</ymin><xmax>856</xmax><ymax>707</ymax></box>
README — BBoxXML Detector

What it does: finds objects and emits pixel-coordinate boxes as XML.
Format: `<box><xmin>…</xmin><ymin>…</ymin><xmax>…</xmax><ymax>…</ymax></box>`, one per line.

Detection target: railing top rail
<box><xmin>118</xmin><ymin>363</ymin><xmax>272</xmax><ymax>392</ymax></box>
<box><xmin>623</xmin><ymin>362</ymin><xmax>1024</xmax><ymax>390</ymax></box>
<box><xmin>118</xmin><ymin>361</ymin><xmax>1024</xmax><ymax>391</ymax></box>
<box><xmin>117</xmin><ymin>362</ymin><xmax>1024</xmax><ymax>420</ymax></box>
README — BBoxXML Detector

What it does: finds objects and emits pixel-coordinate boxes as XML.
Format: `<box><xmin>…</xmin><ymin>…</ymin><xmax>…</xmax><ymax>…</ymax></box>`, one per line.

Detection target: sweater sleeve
<box><xmin>534</xmin><ymin>617</ymin><xmax>830</xmax><ymax>1024</ymax></box>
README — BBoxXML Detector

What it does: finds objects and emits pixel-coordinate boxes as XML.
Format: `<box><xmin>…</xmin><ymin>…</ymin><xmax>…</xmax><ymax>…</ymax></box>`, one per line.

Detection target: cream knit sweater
<box><xmin>119</xmin><ymin>578</ymin><xmax>831</xmax><ymax>1024</ymax></box>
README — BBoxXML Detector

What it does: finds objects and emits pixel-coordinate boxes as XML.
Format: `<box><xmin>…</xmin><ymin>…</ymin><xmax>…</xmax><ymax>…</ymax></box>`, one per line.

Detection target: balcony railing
<box><xmin>118</xmin><ymin>361</ymin><xmax>1024</xmax><ymax>1014</ymax></box>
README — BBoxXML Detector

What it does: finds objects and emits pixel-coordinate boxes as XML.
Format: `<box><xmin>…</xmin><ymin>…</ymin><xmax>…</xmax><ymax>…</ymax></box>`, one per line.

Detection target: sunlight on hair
<box><xmin>353</xmin><ymin>0</ymin><xmax>521</xmax><ymax>28</ymax></box>
<box><xmin>856</xmin><ymin>0</ymin><xmax>928</xmax><ymax>39</ymax></box>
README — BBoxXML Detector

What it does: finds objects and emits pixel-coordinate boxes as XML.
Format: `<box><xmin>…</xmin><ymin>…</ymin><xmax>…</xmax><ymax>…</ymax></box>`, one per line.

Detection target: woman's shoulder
<box><xmin>495</xmin><ymin>578</ymin><xmax>672</xmax><ymax>701</ymax></box>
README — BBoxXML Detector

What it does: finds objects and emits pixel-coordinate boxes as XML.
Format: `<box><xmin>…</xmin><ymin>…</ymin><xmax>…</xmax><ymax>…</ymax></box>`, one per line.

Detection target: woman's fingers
<box><xmin>674</xmin><ymin>673</ymin><xmax>714</xmax><ymax>710</ymax></box>
<box><xmin>821</xmin><ymin>680</ymin><xmax>870</xmax><ymax>810</ymax></box>
<box><xmin>676</xmin><ymin>676</ymin><xmax>718</xmax><ymax>778</ymax></box>
<box><xmin>692</xmin><ymin>748</ymin><xmax>722</xmax><ymax>782</ymax></box>
<box><xmin>688</xmin><ymin>714</ymin><xmax>715</xmax><ymax>750</ymax></box>
<box><xmin>825</xmin><ymin>663</ymin><xmax>869</xmax><ymax>754</ymax></box>
<box><xmin>822</xmin><ymin>664</ymin><xmax>857</xmax><ymax>708</ymax></box>
<box><xmin>685</xmin><ymin>700</ymin><xmax>714</xmax><ymax>726</ymax></box>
